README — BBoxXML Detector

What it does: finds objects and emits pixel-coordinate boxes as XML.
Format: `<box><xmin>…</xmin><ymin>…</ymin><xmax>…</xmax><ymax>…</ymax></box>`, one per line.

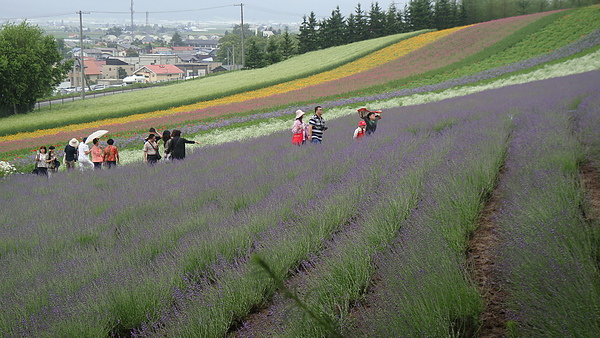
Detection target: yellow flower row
<box><xmin>0</xmin><ymin>27</ymin><xmax>466</xmax><ymax>144</ymax></box>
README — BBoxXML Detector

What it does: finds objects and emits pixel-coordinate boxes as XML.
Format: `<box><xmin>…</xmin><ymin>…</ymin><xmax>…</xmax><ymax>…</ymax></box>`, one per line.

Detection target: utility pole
<box><xmin>235</xmin><ymin>3</ymin><xmax>244</xmax><ymax>68</ymax></box>
<box><xmin>130</xmin><ymin>0</ymin><xmax>135</xmax><ymax>35</ymax></box>
<box><xmin>77</xmin><ymin>10</ymin><xmax>89</xmax><ymax>99</ymax></box>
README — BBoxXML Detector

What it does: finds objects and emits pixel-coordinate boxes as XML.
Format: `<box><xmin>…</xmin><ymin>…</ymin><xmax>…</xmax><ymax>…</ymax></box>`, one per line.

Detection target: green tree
<box><xmin>217</xmin><ymin>34</ymin><xmax>241</xmax><ymax>65</ymax></box>
<box><xmin>298</xmin><ymin>12</ymin><xmax>319</xmax><ymax>53</ymax></box>
<box><xmin>319</xmin><ymin>6</ymin><xmax>347</xmax><ymax>48</ymax></box>
<box><xmin>55</xmin><ymin>37</ymin><xmax>71</xmax><ymax>58</ymax></box>
<box><xmin>244</xmin><ymin>40</ymin><xmax>266</xmax><ymax>69</ymax></box>
<box><xmin>107</xmin><ymin>26</ymin><xmax>123</xmax><ymax>36</ymax></box>
<box><xmin>346</xmin><ymin>3</ymin><xmax>370</xmax><ymax>43</ymax></box>
<box><xmin>171</xmin><ymin>31</ymin><xmax>184</xmax><ymax>46</ymax></box>
<box><xmin>265</xmin><ymin>38</ymin><xmax>282</xmax><ymax>65</ymax></box>
<box><xmin>433</xmin><ymin>0</ymin><xmax>455</xmax><ymax>30</ymax></box>
<box><xmin>231</xmin><ymin>23</ymin><xmax>254</xmax><ymax>38</ymax></box>
<box><xmin>384</xmin><ymin>3</ymin><xmax>404</xmax><ymax>35</ymax></box>
<box><xmin>125</xmin><ymin>48</ymin><xmax>139</xmax><ymax>57</ymax></box>
<box><xmin>407</xmin><ymin>0</ymin><xmax>433</xmax><ymax>30</ymax></box>
<box><xmin>368</xmin><ymin>2</ymin><xmax>387</xmax><ymax>38</ymax></box>
<box><xmin>280</xmin><ymin>27</ymin><xmax>296</xmax><ymax>59</ymax></box>
<box><xmin>117</xmin><ymin>67</ymin><xmax>128</xmax><ymax>79</ymax></box>
<box><xmin>0</xmin><ymin>21</ymin><xmax>71</xmax><ymax>116</ymax></box>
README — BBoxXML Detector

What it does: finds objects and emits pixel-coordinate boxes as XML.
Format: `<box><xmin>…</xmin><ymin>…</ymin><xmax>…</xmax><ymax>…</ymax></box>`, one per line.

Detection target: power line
<box><xmin>0</xmin><ymin>12</ymin><xmax>74</xmax><ymax>20</ymax></box>
<box><xmin>1</xmin><ymin>4</ymin><xmax>254</xmax><ymax>22</ymax></box>
<box><xmin>143</xmin><ymin>4</ymin><xmax>237</xmax><ymax>14</ymax></box>
<box><xmin>9</xmin><ymin>4</ymin><xmax>240</xmax><ymax>18</ymax></box>
<box><xmin>243</xmin><ymin>4</ymin><xmax>303</xmax><ymax>18</ymax></box>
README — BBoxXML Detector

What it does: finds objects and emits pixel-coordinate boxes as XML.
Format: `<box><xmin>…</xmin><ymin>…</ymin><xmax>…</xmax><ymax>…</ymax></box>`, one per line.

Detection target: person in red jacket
<box><xmin>353</xmin><ymin>120</ymin><xmax>366</xmax><ymax>139</ymax></box>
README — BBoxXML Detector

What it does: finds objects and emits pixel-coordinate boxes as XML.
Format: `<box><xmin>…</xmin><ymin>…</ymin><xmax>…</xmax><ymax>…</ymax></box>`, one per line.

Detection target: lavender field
<box><xmin>1</xmin><ymin>69</ymin><xmax>600</xmax><ymax>337</ymax></box>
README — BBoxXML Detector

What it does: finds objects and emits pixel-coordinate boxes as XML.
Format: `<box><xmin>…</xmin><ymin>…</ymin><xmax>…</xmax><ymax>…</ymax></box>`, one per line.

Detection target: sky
<box><xmin>0</xmin><ymin>0</ymin><xmax>410</xmax><ymax>25</ymax></box>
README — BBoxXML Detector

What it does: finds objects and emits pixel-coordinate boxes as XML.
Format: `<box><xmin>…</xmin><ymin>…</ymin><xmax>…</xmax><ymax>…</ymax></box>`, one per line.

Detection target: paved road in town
<box><xmin>35</xmin><ymin>86</ymin><xmax>149</xmax><ymax>109</ymax></box>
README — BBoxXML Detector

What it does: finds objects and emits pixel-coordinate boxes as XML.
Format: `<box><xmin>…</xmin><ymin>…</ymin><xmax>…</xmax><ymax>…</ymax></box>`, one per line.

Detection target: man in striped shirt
<box><xmin>308</xmin><ymin>106</ymin><xmax>327</xmax><ymax>144</ymax></box>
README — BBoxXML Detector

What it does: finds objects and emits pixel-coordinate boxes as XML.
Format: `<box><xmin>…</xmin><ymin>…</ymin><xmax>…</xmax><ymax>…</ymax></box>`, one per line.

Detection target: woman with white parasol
<box><xmin>78</xmin><ymin>130</ymin><xmax>107</xmax><ymax>171</ymax></box>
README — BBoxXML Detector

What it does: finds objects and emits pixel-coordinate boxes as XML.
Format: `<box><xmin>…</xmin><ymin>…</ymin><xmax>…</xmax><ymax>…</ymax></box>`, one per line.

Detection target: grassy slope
<box><xmin>0</xmin><ymin>31</ymin><xmax>427</xmax><ymax>137</ymax></box>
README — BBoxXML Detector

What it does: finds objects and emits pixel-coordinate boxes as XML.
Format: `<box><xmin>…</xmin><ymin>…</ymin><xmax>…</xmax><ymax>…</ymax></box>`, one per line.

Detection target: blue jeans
<box><xmin>311</xmin><ymin>139</ymin><xmax>322</xmax><ymax>144</ymax></box>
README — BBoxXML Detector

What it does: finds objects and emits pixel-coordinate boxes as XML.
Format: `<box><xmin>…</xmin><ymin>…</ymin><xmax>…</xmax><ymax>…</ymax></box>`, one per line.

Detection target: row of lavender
<box><xmin>492</xmin><ymin>83</ymin><xmax>600</xmax><ymax>335</ymax></box>
<box><xmin>1</xmin><ymin>70</ymin><xmax>599</xmax><ymax>336</ymax></box>
<box><xmin>359</xmin><ymin>71</ymin><xmax>600</xmax><ymax>335</ymax></box>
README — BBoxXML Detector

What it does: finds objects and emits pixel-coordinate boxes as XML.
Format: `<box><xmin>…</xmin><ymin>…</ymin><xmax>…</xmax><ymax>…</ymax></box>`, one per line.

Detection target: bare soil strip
<box><xmin>467</xmin><ymin>160</ymin><xmax>600</xmax><ymax>338</ymax></box>
<box><xmin>581</xmin><ymin>161</ymin><xmax>600</xmax><ymax>222</ymax></box>
<box><xmin>466</xmin><ymin>169</ymin><xmax>508</xmax><ymax>337</ymax></box>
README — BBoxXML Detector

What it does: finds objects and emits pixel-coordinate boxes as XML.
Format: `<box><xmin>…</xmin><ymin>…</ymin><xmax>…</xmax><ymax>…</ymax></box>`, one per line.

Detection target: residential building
<box><xmin>114</xmin><ymin>54</ymin><xmax>182</xmax><ymax>69</ymax></box>
<box><xmin>186</xmin><ymin>39</ymin><xmax>219</xmax><ymax>49</ymax></box>
<box><xmin>102</xmin><ymin>58</ymin><xmax>136</xmax><ymax>80</ymax></box>
<box><xmin>67</xmin><ymin>57</ymin><xmax>105</xmax><ymax>87</ymax></box>
<box><xmin>175</xmin><ymin>62</ymin><xmax>223</xmax><ymax>78</ymax></box>
<box><xmin>133</xmin><ymin>64</ymin><xmax>184</xmax><ymax>83</ymax></box>
<box><xmin>171</xmin><ymin>46</ymin><xmax>195</xmax><ymax>54</ymax></box>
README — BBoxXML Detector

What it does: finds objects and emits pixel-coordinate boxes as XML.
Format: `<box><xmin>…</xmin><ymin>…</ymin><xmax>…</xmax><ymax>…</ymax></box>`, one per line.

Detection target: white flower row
<box><xmin>111</xmin><ymin>49</ymin><xmax>600</xmax><ymax>166</ymax></box>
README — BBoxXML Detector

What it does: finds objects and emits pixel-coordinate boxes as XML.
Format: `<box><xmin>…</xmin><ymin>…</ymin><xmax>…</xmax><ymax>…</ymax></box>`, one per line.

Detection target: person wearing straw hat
<box><xmin>291</xmin><ymin>109</ymin><xmax>309</xmax><ymax>146</ymax></box>
<box><xmin>64</xmin><ymin>138</ymin><xmax>79</xmax><ymax>171</ymax></box>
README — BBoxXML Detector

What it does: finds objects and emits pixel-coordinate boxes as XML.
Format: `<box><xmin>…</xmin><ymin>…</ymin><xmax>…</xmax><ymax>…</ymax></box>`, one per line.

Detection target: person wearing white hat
<box><xmin>63</xmin><ymin>138</ymin><xmax>79</xmax><ymax>171</ymax></box>
<box><xmin>291</xmin><ymin>109</ymin><xmax>309</xmax><ymax>146</ymax></box>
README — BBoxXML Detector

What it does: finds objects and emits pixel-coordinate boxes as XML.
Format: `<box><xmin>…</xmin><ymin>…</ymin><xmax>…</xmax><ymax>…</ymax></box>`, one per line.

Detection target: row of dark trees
<box><xmin>297</xmin><ymin>0</ymin><xmax>599</xmax><ymax>53</ymax></box>
<box><xmin>237</xmin><ymin>0</ymin><xmax>598</xmax><ymax>68</ymax></box>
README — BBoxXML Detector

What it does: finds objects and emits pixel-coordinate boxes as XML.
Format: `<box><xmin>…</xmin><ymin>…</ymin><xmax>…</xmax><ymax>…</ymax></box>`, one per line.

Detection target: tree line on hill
<box><xmin>299</xmin><ymin>0</ymin><xmax>600</xmax><ymax>53</ymax></box>
<box><xmin>240</xmin><ymin>0</ymin><xmax>599</xmax><ymax>68</ymax></box>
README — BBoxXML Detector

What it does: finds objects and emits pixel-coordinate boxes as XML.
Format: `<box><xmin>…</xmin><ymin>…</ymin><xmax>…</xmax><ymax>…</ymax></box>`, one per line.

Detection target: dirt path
<box><xmin>466</xmin><ymin>169</ymin><xmax>508</xmax><ymax>337</ymax></box>
<box><xmin>581</xmin><ymin>161</ymin><xmax>600</xmax><ymax>222</ymax></box>
<box><xmin>467</xmin><ymin>160</ymin><xmax>600</xmax><ymax>337</ymax></box>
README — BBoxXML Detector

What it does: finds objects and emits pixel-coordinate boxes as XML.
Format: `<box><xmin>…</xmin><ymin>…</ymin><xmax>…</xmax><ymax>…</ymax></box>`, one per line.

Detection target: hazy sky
<box><xmin>1</xmin><ymin>0</ymin><xmax>410</xmax><ymax>25</ymax></box>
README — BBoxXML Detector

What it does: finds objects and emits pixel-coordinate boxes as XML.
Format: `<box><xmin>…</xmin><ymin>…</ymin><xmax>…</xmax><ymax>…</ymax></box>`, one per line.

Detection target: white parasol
<box><xmin>85</xmin><ymin>130</ymin><xmax>109</xmax><ymax>143</ymax></box>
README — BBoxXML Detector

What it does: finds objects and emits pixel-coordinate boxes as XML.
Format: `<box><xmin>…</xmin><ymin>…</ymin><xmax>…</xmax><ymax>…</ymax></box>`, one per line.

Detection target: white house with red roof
<box><xmin>133</xmin><ymin>64</ymin><xmax>184</xmax><ymax>83</ymax></box>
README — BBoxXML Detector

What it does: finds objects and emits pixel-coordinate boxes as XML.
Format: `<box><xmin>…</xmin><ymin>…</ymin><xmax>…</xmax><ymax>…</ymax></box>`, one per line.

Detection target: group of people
<box><xmin>33</xmin><ymin>127</ymin><xmax>200</xmax><ymax>175</ymax></box>
<box><xmin>292</xmin><ymin>106</ymin><xmax>382</xmax><ymax>145</ymax></box>
<box><xmin>142</xmin><ymin>128</ymin><xmax>199</xmax><ymax>165</ymax></box>
<box><xmin>34</xmin><ymin>107</ymin><xmax>375</xmax><ymax>176</ymax></box>
<box><xmin>353</xmin><ymin>107</ymin><xmax>382</xmax><ymax>139</ymax></box>
<box><xmin>34</xmin><ymin>136</ymin><xmax>120</xmax><ymax>175</ymax></box>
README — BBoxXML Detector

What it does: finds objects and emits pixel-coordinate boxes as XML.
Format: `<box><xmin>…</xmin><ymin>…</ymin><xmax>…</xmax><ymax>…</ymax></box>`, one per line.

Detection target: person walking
<box><xmin>103</xmin><ymin>139</ymin><xmax>120</xmax><ymax>169</ymax></box>
<box><xmin>143</xmin><ymin>134</ymin><xmax>160</xmax><ymax>165</ymax></box>
<box><xmin>353</xmin><ymin>120</ymin><xmax>367</xmax><ymax>139</ymax></box>
<box><xmin>77</xmin><ymin>138</ymin><xmax>94</xmax><ymax>171</ymax></box>
<box><xmin>91</xmin><ymin>138</ymin><xmax>104</xmax><ymax>170</ymax></box>
<box><xmin>64</xmin><ymin>138</ymin><xmax>79</xmax><ymax>171</ymax></box>
<box><xmin>292</xmin><ymin>110</ymin><xmax>309</xmax><ymax>146</ymax></box>
<box><xmin>34</xmin><ymin>146</ymin><xmax>49</xmax><ymax>176</ymax></box>
<box><xmin>166</xmin><ymin>129</ymin><xmax>199</xmax><ymax>160</ymax></box>
<box><xmin>308</xmin><ymin>106</ymin><xmax>327</xmax><ymax>144</ymax></box>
